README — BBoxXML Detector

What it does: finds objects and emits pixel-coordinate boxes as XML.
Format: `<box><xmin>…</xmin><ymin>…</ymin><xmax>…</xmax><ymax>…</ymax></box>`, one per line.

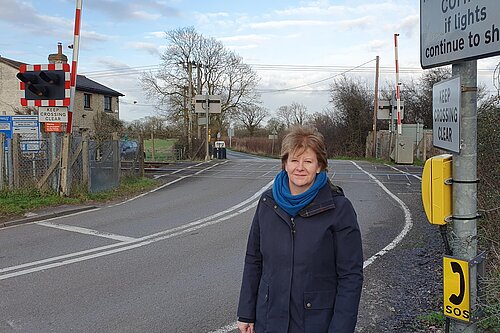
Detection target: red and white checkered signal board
<box><xmin>19</xmin><ymin>63</ymin><xmax>71</xmax><ymax>107</ymax></box>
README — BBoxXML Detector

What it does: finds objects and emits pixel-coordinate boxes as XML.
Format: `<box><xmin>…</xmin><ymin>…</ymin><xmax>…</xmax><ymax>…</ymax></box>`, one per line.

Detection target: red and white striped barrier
<box><xmin>67</xmin><ymin>0</ymin><xmax>83</xmax><ymax>133</ymax></box>
<box><xmin>394</xmin><ymin>33</ymin><xmax>402</xmax><ymax>135</ymax></box>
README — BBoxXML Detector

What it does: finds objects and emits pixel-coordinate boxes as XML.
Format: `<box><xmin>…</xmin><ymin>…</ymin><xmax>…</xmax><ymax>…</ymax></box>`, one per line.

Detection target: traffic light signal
<box><xmin>17</xmin><ymin>63</ymin><xmax>70</xmax><ymax>107</ymax></box>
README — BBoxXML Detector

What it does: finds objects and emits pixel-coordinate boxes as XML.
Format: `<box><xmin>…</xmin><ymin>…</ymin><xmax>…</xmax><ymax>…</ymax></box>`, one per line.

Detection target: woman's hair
<box><xmin>280</xmin><ymin>125</ymin><xmax>328</xmax><ymax>171</ymax></box>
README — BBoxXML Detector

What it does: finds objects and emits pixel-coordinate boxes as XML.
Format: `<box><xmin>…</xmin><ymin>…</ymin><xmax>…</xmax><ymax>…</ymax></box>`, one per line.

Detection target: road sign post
<box><xmin>419</xmin><ymin>1</ymin><xmax>497</xmax><ymax>331</ymax></box>
<box><xmin>450</xmin><ymin>61</ymin><xmax>478</xmax><ymax>333</ymax></box>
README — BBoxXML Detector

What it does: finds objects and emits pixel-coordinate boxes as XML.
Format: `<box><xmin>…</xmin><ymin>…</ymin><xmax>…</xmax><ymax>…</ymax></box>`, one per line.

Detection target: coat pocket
<box><xmin>303</xmin><ymin>291</ymin><xmax>335</xmax><ymax>333</ymax></box>
<box><xmin>255</xmin><ymin>280</ymin><xmax>269</xmax><ymax>332</ymax></box>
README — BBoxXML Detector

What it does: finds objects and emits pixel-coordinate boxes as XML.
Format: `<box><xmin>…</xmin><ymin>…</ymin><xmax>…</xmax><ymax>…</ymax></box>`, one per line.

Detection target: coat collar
<box><xmin>263</xmin><ymin>180</ymin><xmax>343</xmax><ymax>219</ymax></box>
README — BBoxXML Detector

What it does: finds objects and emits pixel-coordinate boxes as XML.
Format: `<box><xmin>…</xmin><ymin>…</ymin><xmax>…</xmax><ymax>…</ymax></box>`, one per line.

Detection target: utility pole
<box><xmin>197</xmin><ymin>63</ymin><xmax>203</xmax><ymax>139</ymax></box>
<box><xmin>205</xmin><ymin>94</ymin><xmax>210</xmax><ymax>161</ymax></box>
<box><xmin>450</xmin><ymin>60</ymin><xmax>478</xmax><ymax>333</ymax></box>
<box><xmin>187</xmin><ymin>61</ymin><xmax>193</xmax><ymax>158</ymax></box>
<box><xmin>372</xmin><ymin>55</ymin><xmax>380</xmax><ymax>158</ymax></box>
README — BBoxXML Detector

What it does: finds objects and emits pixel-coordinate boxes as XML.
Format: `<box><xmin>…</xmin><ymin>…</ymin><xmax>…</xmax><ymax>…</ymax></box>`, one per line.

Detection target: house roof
<box><xmin>0</xmin><ymin>55</ymin><xmax>124</xmax><ymax>97</ymax></box>
<box><xmin>75</xmin><ymin>75</ymin><xmax>124</xmax><ymax>97</ymax></box>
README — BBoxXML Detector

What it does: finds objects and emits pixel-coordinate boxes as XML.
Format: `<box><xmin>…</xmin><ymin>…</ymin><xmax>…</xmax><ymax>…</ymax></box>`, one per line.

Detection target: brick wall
<box><xmin>0</xmin><ymin>63</ymin><xmax>27</xmax><ymax>115</ymax></box>
<box><xmin>72</xmin><ymin>91</ymin><xmax>119</xmax><ymax>132</ymax></box>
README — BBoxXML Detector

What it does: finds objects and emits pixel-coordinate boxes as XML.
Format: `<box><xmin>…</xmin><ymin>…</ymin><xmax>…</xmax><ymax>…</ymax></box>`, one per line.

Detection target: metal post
<box><xmin>450</xmin><ymin>60</ymin><xmax>478</xmax><ymax>333</ymax></box>
<box><xmin>372</xmin><ymin>55</ymin><xmax>380</xmax><ymax>158</ymax></box>
<box><xmin>187</xmin><ymin>61</ymin><xmax>193</xmax><ymax>157</ymax></box>
<box><xmin>0</xmin><ymin>133</ymin><xmax>4</xmax><ymax>190</ymax></box>
<box><xmin>205</xmin><ymin>94</ymin><xmax>210</xmax><ymax>161</ymax></box>
<box><xmin>12</xmin><ymin>134</ymin><xmax>20</xmax><ymax>189</ymax></box>
<box><xmin>7</xmin><ymin>138</ymin><xmax>13</xmax><ymax>189</ymax></box>
<box><xmin>50</xmin><ymin>132</ymin><xmax>57</xmax><ymax>190</ymax></box>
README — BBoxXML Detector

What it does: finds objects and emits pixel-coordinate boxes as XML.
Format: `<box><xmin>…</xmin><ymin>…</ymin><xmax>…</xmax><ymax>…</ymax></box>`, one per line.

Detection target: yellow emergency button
<box><xmin>421</xmin><ymin>154</ymin><xmax>453</xmax><ymax>225</ymax></box>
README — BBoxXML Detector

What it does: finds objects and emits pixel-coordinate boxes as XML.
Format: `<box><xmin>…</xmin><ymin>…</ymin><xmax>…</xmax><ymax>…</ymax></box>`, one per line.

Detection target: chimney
<box><xmin>48</xmin><ymin>42</ymin><xmax>68</xmax><ymax>64</ymax></box>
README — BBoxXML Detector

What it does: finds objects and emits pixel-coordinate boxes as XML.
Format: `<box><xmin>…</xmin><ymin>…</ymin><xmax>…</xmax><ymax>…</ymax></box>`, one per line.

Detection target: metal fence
<box><xmin>0</xmin><ymin>133</ymin><xmax>134</xmax><ymax>194</ymax></box>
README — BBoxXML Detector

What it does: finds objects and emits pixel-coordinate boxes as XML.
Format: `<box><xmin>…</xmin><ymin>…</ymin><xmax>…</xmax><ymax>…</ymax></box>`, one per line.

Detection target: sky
<box><xmin>0</xmin><ymin>0</ymin><xmax>499</xmax><ymax>123</ymax></box>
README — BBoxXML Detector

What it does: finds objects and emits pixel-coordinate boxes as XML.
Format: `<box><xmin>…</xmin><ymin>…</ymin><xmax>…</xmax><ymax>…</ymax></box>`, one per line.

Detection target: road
<box><xmin>0</xmin><ymin>151</ymin><xmax>425</xmax><ymax>332</ymax></box>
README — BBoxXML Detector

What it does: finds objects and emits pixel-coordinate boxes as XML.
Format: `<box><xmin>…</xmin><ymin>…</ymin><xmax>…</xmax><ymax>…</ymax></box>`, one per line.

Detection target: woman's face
<box><xmin>285</xmin><ymin>147</ymin><xmax>321</xmax><ymax>195</ymax></box>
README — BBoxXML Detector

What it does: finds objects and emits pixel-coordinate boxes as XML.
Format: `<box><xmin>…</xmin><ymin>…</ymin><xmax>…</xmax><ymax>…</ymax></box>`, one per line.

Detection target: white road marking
<box><xmin>35</xmin><ymin>221</ymin><xmax>136</xmax><ymax>242</ymax></box>
<box><xmin>0</xmin><ymin>179</ymin><xmax>273</xmax><ymax>281</ymax></box>
<box><xmin>385</xmin><ymin>164</ymin><xmax>422</xmax><ymax>180</ymax></box>
<box><xmin>207</xmin><ymin>322</ymin><xmax>237</xmax><ymax>333</ymax></box>
<box><xmin>209</xmin><ymin>161</ymin><xmax>416</xmax><ymax>333</ymax></box>
<box><xmin>351</xmin><ymin>161</ymin><xmax>413</xmax><ymax>269</ymax></box>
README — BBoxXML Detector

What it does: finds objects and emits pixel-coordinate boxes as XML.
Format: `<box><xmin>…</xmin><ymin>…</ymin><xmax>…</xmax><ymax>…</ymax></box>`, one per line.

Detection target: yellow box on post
<box><xmin>421</xmin><ymin>154</ymin><xmax>453</xmax><ymax>225</ymax></box>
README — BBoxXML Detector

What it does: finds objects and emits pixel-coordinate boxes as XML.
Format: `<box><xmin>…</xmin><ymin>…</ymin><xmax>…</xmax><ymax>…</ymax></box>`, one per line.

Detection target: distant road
<box><xmin>0</xmin><ymin>157</ymin><xmax>423</xmax><ymax>333</ymax></box>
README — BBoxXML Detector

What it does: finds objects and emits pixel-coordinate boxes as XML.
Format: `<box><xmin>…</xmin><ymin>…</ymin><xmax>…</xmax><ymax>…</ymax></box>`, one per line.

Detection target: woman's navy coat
<box><xmin>237</xmin><ymin>182</ymin><xmax>363</xmax><ymax>333</ymax></box>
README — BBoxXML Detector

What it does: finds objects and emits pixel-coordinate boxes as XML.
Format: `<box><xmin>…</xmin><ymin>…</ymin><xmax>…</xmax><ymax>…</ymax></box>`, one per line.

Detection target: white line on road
<box><xmin>34</xmin><ymin>221</ymin><xmax>137</xmax><ymax>242</ymax></box>
<box><xmin>209</xmin><ymin>161</ymin><xmax>415</xmax><ymax>333</ymax></box>
<box><xmin>351</xmin><ymin>161</ymin><xmax>414</xmax><ymax>269</ymax></box>
<box><xmin>385</xmin><ymin>164</ymin><xmax>422</xmax><ymax>180</ymax></box>
<box><xmin>0</xmin><ymin>179</ymin><xmax>273</xmax><ymax>280</ymax></box>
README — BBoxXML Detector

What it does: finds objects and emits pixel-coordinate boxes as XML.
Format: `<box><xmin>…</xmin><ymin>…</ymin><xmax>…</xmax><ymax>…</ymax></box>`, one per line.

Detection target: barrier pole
<box><xmin>66</xmin><ymin>0</ymin><xmax>83</xmax><ymax>133</ymax></box>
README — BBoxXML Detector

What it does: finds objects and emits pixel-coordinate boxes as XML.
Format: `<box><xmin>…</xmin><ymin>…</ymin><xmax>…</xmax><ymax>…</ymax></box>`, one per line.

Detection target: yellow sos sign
<box><xmin>443</xmin><ymin>256</ymin><xmax>470</xmax><ymax>322</ymax></box>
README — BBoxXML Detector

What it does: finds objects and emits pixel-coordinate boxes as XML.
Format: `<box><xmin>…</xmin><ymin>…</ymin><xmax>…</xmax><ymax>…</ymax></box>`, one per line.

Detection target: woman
<box><xmin>237</xmin><ymin>126</ymin><xmax>363</xmax><ymax>333</ymax></box>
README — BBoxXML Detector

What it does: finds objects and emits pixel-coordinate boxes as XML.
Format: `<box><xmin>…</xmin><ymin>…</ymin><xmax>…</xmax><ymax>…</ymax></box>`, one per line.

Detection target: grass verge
<box><xmin>0</xmin><ymin>177</ymin><xmax>158</xmax><ymax>221</ymax></box>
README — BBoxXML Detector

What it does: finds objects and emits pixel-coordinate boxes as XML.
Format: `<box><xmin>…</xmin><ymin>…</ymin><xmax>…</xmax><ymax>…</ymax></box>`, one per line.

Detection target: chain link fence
<box><xmin>0</xmin><ymin>132</ymin><xmax>142</xmax><ymax>194</ymax></box>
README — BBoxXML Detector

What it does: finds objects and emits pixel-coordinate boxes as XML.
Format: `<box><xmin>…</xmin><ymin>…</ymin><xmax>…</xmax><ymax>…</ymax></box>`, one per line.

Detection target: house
<box><xmin>0</xmin><ymin>43</ymin><xmax>124</xmax><ymax>133</ymax></box>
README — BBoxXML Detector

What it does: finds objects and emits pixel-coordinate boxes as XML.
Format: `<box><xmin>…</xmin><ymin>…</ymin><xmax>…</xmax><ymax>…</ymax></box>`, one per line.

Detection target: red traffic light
<box><xmin>18</xmin><ymin>63</ymin><xmax>71</xmax><ymax>107</ymax></box>
<box><xmin>39</xmin><ymin>71</ymin><xmax>59</xmax><ymax>84</ymax></box>
<box><xmin>16</xmin><ymin>72</ymin><xmax>37</xmax><ymax>84</ymax></box>
<box><xmin>27</xmin><ymin>84</ymin><xmax>46</xmax><ymax>96</ymax></box>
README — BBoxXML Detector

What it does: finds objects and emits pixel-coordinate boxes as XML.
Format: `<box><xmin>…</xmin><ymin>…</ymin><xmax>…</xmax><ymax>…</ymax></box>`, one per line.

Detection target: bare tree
<box><xmin>234</xmin><ymin>104</ymin><xmax>269</xmax><ymax>136</ymax></box>
<box><xmin>401</xmin><ymin>67</ymin><xmax>451</xmax><ymax>128</ymax></box>
<box><xmin>276</xmin><ymin>102</ymin><xmax>309</xmax><ymax>128</ymax></box>
<box><xmin>328</xmin><ymin>76</ymin><xmax>373</xmax><ymax>156</ymax></box>
<box><xmin>141</xmin><ymin>27</ymin><xmax>261</xmax><ymax>146</ymax></box>
<box><xmin>276</xmin><ymin>105</ymin><xmax>293</xmax><ymax>128</ymax></box>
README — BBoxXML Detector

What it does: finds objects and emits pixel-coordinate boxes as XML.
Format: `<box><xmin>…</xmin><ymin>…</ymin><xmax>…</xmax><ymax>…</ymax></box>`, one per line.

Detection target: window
<box><xmin>104</xmin><ymin>96</ymin><xmax>112</xmax><ymax>112</ymax></box>
<box><xmin>84</xmin><ymin>93</ymin><xmax>91</xmax><ymax>109</ymax></box>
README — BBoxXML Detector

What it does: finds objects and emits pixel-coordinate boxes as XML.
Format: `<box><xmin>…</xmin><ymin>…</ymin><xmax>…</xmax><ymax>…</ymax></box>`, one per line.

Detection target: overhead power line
<box><xmin>259</xmin><ymin>58</ymin><xmax>377</xmax><ymax>93</ymax></box>
<box><xmin>80</xmin><ymin>62</ymin><xmax>497</xmax><ymax>79</ymax></box>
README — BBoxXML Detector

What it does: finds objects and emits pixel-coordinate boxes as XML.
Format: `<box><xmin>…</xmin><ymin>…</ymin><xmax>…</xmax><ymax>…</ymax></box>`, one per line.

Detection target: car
<box><xmin>120</xmin><ymin>140</ymin><xmax>139</xmax><ymax>160</ymax></box>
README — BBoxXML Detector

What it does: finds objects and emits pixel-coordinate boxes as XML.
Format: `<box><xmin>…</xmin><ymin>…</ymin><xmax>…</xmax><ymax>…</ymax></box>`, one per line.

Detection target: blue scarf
<box><xmin>272</xmin><ymin>170</ymin><xmax>328</xmax><ymax>217</ymax></box>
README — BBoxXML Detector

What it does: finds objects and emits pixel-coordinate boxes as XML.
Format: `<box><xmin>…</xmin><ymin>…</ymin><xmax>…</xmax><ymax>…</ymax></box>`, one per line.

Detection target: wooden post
<box><xmin>138</xmin><ymin>135</ymin><xmax>144</xmax><ymax>178</ymax></box>
<box><xmin>59</xmin><ymin>133</ymin><xmax>71</xmax><ymax>196</ymax></box>
<box><xmin>12</xmin><ymin>134</ymin><xmax>20</xmax><ymax>189</ymax></box>
<box><xmin>151</xmin><ymin>130</ymin><xmax>155</xmax><ymax>161</ymax></box>
<box><xmin>0</xmin><ymin>133</ymin><xmax>4</xmax><ymax>190</ymax></box>
<box><xmin>82</xmin><ymin>131</ymin><xmax>89</xmax><ymax>192</ymax></box>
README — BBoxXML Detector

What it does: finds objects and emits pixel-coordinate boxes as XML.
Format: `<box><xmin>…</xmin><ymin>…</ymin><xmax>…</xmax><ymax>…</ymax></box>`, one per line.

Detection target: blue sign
<box><xmin>0</xmin><ymin>115</ymin><xmax>40</xmax><ymax>151</ymax></box>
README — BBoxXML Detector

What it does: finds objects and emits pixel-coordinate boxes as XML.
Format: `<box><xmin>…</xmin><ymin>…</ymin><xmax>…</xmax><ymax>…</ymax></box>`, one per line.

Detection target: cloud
<box><xmin>248</xmin><ymin>20</ymin><xmax>334</xmax><ymax>30</ymax></box>
<box><xmin>0</xmin><ymin>0</ymin><xmax>73</xmax><ymax>38</ymax></box>
<box><xmin>337</xmin><ymin>16</ymin><xmax>374</xmax><ymax>30</ymax></box>
<box><xmin>397</xmin><ymin>14</ymin><xmax>420</xmax><ymax>38</ymax></box>
<box><xmin>218</xmin><ymin>34</ymin><xmax>271</xmax><ymax>44</ymax></box>
<box><xmin>146</xmin><ymin>31</ymin><xmax>167</xmax><ymax>39</ymax></box>
<box><xmin>274</xmin><ymin>3</ymin><xmax>349</xmax><ymax>17</ymax></box>
<box><xmin>126</xmin><ymin>42</ymin><xmax>161</xmax><ymax>56</ymax></box>
<box><xmin>194</xmin><ymin>11</ymin><xmax>229</xmax><ymax>24</ymax></box>
<box><xmin>368</xmin><ymin>39</ymin><xmax>390</xmax><ymax>52</ymax></box>
<box><xmin>85</xmin><ymin>0</ymin><xmax>179</xmax><ymax>20</ymax></box>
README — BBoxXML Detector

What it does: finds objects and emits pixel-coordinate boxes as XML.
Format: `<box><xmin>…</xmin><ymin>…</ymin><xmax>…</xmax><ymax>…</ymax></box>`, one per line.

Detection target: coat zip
<box><xmin>291</xmin><ymin>217</ymin><xmax>296</xmax><ymax>235</ymax></box>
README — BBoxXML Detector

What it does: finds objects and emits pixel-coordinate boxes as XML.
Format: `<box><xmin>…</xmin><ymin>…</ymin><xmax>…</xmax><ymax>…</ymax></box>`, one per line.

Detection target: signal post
<box><xmin>420</xmin><ymin>0</ymin><xmax>500</xmax><ymax>331</ymax></box>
